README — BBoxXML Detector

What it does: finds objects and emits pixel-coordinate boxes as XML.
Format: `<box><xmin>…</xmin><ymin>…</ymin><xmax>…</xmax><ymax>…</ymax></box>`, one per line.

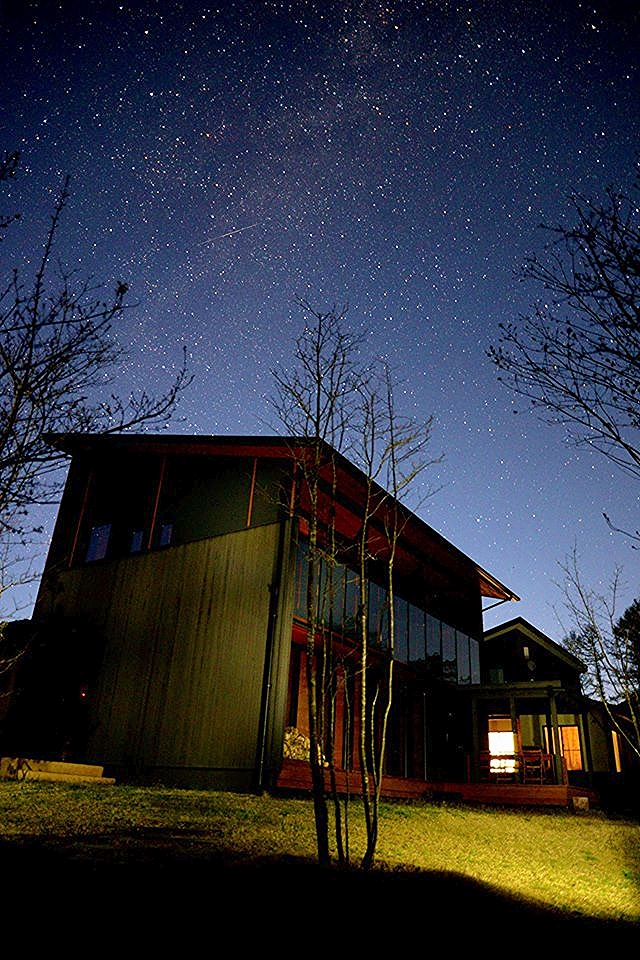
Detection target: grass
<box><xmin>0</xmin><ymin>781</ymin><xmax>638</xmax><ymax>936</ymax></box>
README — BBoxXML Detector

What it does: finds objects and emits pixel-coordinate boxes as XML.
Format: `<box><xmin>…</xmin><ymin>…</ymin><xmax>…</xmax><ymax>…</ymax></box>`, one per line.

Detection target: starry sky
<box><xmin>1</xmin><ymin>0</ymin><xmax>639</xmax><ymax>640</ymax></box>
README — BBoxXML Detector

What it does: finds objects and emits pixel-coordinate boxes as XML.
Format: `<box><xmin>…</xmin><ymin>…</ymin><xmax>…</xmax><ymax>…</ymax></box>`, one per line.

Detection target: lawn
<box><xmin>0</xmin><ymin>781</ymin><xmax>638</xmax><ymax>936</ymax></box>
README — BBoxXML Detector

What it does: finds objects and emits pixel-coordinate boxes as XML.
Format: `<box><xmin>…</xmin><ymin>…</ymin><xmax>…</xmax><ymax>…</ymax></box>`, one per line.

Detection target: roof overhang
<box><xmin>484</xmin><ymin>617</ymin><xmax>586</xmax><ymax>672</ymax></box>
<box><xmin>47</xmin><ymin>431</ymin><xmax>519</xmax><ymax>603</ymax></box>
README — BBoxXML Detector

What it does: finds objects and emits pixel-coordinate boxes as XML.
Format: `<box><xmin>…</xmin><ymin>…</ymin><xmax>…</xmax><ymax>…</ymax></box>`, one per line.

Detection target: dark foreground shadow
<box><xmin>1</xmin><ymin>832</ymin><xmax>637</xmax><ymax>945</ymax></box>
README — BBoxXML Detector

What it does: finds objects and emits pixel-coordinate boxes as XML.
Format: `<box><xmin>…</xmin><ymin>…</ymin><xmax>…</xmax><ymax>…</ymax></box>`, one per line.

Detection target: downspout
<box><xmin>256</xmin><ymin>514</ymin><xmax>291</xmax><ymax>792</ymax></box>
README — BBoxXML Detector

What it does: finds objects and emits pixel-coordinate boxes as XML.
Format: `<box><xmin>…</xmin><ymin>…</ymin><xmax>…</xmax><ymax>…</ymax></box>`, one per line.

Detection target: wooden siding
<box><xmin>38</xmin><ymin>523</ymin><xmax>286</xmax><ymax>781</ymax></box>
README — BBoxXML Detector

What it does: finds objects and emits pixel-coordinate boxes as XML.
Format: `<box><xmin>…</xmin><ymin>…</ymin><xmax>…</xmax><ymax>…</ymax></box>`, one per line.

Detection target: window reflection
<box><xmin>393</xmin><ymin>596</ymin><xmax>409</xmax><ymax>663</ymax></box>
<box><xmin>442</xmin><ymin>623</ymin><xmax>456</xmax><ymax>682</ymax></box>
<box><xmin>426</xmin><ymin>614</ymin><xmax>442</xmax><ymax>678</ymax></box>
<box><xmin>293</xmin><ymin>541</ymin><xmax>478</xmax><ymax>686</ymax></box>
<box><xmin>409</xmin><ymin>605</ymin><xmax>425</xmax><ymax>664</ymax></box>
<box><xmin>368</xmin><ymin>580</ymin><xmax>388</xmax><ymax>648</ymax></box>
<box><xmin>470</xmin><ymin>637</ymin><xmax>480</xmax><ymax>684</ymax></box>
<box><xmin>456</xmin><ymin>631</ymin><xmax>471</xmax><ymax>685</ymax></box>
<box><xmin>329</xmin><ymin>562</ymin><xmax>345</xmax><ymax>632</ymax></box>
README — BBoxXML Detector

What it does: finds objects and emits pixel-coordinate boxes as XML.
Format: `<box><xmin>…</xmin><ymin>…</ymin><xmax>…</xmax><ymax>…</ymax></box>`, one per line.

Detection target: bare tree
<box><xmin>0</xmin><ymin>153</ymin><xmax>191</xmax><ymax>679</ymax></box>
<box><xmin>272</xmin><ymin>301</ymin><xmax>437</xmax><ymax>869</ymax></box>
<box><xmin>271</xmin><ymin>300</ymin><xmax>363</xmax><ymax>867</ymax></box>
<box><xmin>560</xmin><ymin>550</ymin><xmax>640</xmax><ymax>764</ymax></box>
<box><xmin>488</xmin><ymin>165</ymin><xmax>640</xmax><ymax>483</ymax></box>
<box><xmin>353</xmin><ymin>366</ymin><xmax>437</xmax><ymax>869</ymax></box>
<box><xmin>0</xmin><ymin>155</ymin><xmax>191</xmax><ymax>543</ymax></box>
<box><xmin>490</xmin><ymin>164</ymin><xmax>640</xmax><ymax>730</ymax></box>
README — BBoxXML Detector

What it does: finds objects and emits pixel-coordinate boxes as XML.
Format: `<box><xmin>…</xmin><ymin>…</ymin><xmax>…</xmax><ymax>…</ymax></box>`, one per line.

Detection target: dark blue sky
<box><xmin>2</xmin><ymin>0</ymin><xmax>639</xmax><ymax>638</ymax></box>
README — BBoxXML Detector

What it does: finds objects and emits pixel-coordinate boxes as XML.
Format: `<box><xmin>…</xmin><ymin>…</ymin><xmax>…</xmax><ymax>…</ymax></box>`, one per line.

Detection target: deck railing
<box><xmin>479</xmin><ymin>750</ymin><xmax>562</xmax><ymax>785</ymax></box>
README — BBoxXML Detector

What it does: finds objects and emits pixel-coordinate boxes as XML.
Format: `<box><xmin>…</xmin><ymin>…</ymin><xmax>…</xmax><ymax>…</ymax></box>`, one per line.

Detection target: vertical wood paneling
<box><xmin>41</xmin><ymin>523</ymin><xmax>286</xmax><ymax>777</ymax></box>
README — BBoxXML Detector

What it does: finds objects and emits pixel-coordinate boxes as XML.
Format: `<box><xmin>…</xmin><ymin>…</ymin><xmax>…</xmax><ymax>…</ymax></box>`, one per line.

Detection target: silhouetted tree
<box><xmin>353</xmin><ymin>366</ymin><xmax>436</xmax><ymax>869</ymax></box>
<box><xmin>489</xmin><ymin>164</ymin><xmax>640</xmax><ymax>486</ymax></box>
<box><xmin>0</xmin><ymin>153</ymin><xmax>191</xmax><ymax>543</ymax></box>
<box><xmin>272</xmin><ymin>300</ymin><xmax>437</xmax><ymax>869</ymax></box>
<box><xmin>561</xmin><ymin>551</ymin><xmax>640</xmax><ymax>763</ymax></box>
<box><xmin>272</xmin><ymin>301</ymin><xmax>363</xmax><ymax>866</ymax></box>
<box><xmin>0</xmin><ymin>152</ymin><xmax>191</xmax><ymax>667</ymax></box>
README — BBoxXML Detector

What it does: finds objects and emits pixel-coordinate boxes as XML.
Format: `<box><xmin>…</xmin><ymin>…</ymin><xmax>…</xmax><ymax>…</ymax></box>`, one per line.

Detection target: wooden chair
<box><xmin>522</xmin><ymin>750</ymin><xmax>544</xmax><ymax>784</ymax></box>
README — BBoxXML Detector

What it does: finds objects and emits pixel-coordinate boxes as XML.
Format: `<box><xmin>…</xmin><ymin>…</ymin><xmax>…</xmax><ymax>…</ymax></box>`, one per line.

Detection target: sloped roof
<box><xmin>47</xmin><ymin>431</ymin><xmax>520</xmax><ymax>604</ymax></box>
<box><xmin>484</xmin><ymin>616</ymin><xmax>586</xmax><ymax>672</ymax></box>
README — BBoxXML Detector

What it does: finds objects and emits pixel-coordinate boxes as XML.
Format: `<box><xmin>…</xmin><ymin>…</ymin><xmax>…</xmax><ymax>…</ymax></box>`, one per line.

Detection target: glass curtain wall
<box><xmin>294</xmin><ymin>541</ymin><xmax>480</xmax><ymax>686</ymax></box>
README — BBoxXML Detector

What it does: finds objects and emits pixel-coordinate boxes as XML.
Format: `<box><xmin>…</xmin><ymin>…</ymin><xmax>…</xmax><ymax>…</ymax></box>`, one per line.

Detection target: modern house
<box><xmin>0</xmin><ymin>433</ymin><xmax>629</xmax><ymax>808</ymax></box>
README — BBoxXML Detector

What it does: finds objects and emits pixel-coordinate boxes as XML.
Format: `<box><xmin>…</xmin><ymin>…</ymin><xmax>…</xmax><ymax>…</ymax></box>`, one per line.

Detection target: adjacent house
<box><xmin>0</xmin><ymin>433</ymin><xmax>630</xmax><ymax>808</ymax></box>
<box><xmin>475</xmin><ymin>618</ymin><xmax>633</xmax><ymax>807</ymax></box>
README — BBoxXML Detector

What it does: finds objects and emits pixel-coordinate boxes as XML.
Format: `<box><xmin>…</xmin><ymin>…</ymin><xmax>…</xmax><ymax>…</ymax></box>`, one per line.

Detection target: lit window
<box><xmin>488</xmin><ymin>717</ymin><xmax>516</xmax><ymax>773</ymax></box>
<box><xmin>612</xmin><ymin>730</ymin><xmax>623</xmax><ymax>773</ymax></box>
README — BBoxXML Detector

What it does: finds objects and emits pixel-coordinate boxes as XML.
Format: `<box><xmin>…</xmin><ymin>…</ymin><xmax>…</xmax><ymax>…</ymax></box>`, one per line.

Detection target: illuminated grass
<box><xmin>0</xmin><ymin>782</ymin><xmax>637</xmax><ymax>924</ymax></box>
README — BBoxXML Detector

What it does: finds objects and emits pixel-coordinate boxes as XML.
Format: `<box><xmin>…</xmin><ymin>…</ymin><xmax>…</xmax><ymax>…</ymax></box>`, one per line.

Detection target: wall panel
<box><xmin>39</xmin><ymin>523</ymin><xmax>285</xmax><ymax>781</ymax></box>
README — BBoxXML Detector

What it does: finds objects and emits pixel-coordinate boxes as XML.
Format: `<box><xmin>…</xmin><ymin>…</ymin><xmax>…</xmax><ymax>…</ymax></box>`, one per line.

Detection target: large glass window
<box><xmin>470</xmin><ymin>637</ymin><xmax>480</xmax><ymax>684</ymax></box>
<box><xmin>343</xmin><ymin>569</ymin><xmax>360</xmax><ymax>635</ymax></box>
<box><xmin>329</xmin><ymin>561</ymin><xmax>346</xmax><ymax>633</ymax></box>
<box><xmin>393</xmin><ymin>596</ymin><xmax>409</xmax><ymax>663</ymax></box>
<box><xmin>441</xmin><ymin>623</ymin><xmax>456</xmax><ymax>681</ymax></box>
<box><xmin>426</xmin><ymin>614</ymin><xmax>442</xmax><ymax>677</ymax></box>
<box><xmin>409</xmin><ymin>605</ymin><xmax>426</xmax><ymax>664</ymax></box>
<box><xmin>294</xmin><ymin>540</ymin><xmax>309</xmax><ymax>618</ymax></box>
<box><xmin>292</xmin><ymin>541</ymin><xmax>480</xmax><ymax>686</ymax></box>
<box><xmin>456</xmin><ymin>631</ymin><xmax>471</xmax><ymax>685</ymax></box>
<box><xmin>368</xmin><ymin>580</ymin><xmax>388</xmax><ymax>648</ymax></box>
<box><xmin>315</xmin><ymin>556</ymin><xmax>329</xmax><ymax>625</ymax></box>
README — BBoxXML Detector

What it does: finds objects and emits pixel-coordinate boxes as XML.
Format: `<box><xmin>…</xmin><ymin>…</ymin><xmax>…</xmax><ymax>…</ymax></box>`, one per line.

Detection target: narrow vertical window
<box><xmin>393</xmin><ymin>596</ymin><xmax>409</xmax><ymax>663</ymax></box>
<box><xmin>159</xmin><ymin>522</ymin><xmax>173</xmax><ymax>547</ymax></box>
<box><xmin>368</xmin><ymin>581</ymin><xmax>388</xmax><ymax>648</ymax></box>
<box><xmin>456</xmin><ymin>631</ymin><xmax>471</xmax><ymax>685</ymax></box>
<box><xmin>426</xmin><ymin>614</ymin><xmax>441</xmax><ymax>677</ymax></box>
<box><xmin>408</xmin><ymin>604</ymin><xmax>425</xmax><ymax>663</ymax></box>
<box><xmin>469</xmin><ymin>637</ymin><xmax>480</xmax><ymax>684</ymax></box>
<box><xmin>130</xmin><ymin>529</ymin><xmax>144</xmax><ymax>554</ymax></box>
<box><xmin>612</xmin><ymin>730</ymin><xmax>623</xmax><ymax>773</ymax></box>
<box><xmin>441</xmin><ymin>623</ymin><xmax>456</xmax><ymax>681</ymax></box>
<box><xmin>85</xmin><ymin>523</ymin><xmax>111</xmax><ymax>562</ymax></box>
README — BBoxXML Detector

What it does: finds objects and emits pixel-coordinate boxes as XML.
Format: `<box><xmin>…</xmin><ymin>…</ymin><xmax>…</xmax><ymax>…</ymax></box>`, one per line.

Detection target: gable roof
<box><xmin>484</xmin><ymin>617</ymin><xmax>586</xmax><ymax>672</ymax></box>
<box><xmin>47</xmin><ymin>431</ymin><xmax>520</xmax><ymax>605</ymax></box>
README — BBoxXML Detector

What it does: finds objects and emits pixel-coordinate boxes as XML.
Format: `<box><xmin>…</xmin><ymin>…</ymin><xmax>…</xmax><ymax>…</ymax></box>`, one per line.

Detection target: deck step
<box><xmin>0</xmin><ymin>757</ymin><xmax>115</xmax><ymax>785</ymax></box>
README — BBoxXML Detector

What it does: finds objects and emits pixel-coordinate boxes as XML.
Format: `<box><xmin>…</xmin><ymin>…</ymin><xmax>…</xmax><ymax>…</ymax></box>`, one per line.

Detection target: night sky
<box><xmin>2</xmin><ymin>0</ymin><xmax>639</xmax><ymax>640</ymax></box>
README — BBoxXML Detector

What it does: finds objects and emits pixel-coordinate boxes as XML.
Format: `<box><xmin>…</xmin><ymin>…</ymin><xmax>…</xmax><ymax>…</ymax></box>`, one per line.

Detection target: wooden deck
<box><xmin>276</xmin><ymin>759</ymin><xmax>599</xmax><ymax>809</ymax></box>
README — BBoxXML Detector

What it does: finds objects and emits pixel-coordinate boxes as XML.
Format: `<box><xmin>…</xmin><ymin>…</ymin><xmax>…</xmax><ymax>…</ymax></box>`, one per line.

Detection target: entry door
<box><xmin>544</xmin><ymin>724</ymin><xmax>583</xmax><ymax>771</ymax></box>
